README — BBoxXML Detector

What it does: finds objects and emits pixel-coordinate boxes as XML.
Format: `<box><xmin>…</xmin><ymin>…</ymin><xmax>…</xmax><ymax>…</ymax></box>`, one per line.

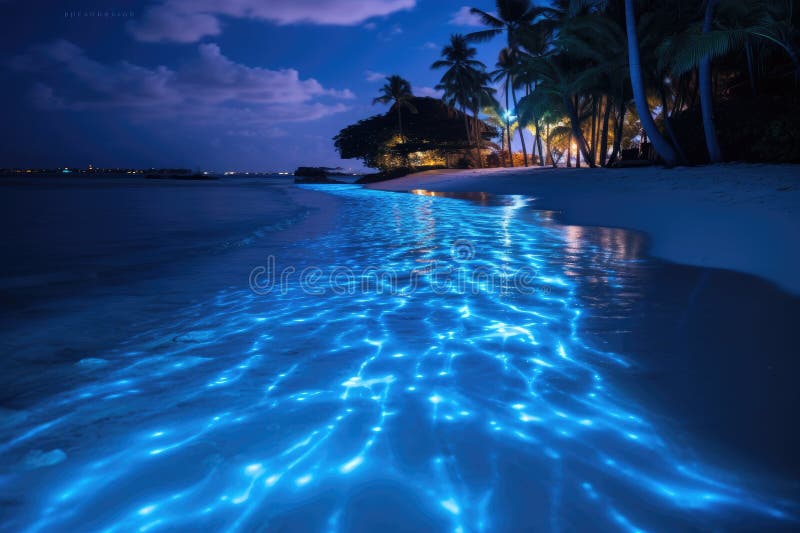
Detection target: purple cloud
<box><xmin>129</xmin><ymin>0</ymin><xmax>416</xmax><ymax>42</ymax></box>
<box><xmin>450</xmin><ymin>6</ymin><xmax>485</xmax><ymax>27</ymax></box>
<box><xmin>11</xmin><ymin>40</ymin><xmax>353</xmax><ymax>132</ymax></box>
<box><xmin>365</xmin><ymin>70</ymin><xmax>387</xmax><ymax>82</ymax></box>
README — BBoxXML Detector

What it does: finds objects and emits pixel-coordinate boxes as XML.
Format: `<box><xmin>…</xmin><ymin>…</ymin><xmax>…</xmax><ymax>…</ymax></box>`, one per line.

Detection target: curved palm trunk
<box><xmin>505</xmin><ymin>80</ymin><xmax>514</xmax><ymax>167</ymax></box>
<box><xmin>659</xmin><ymin>87</ymin><xmax>689</xmax><ymax>164</ymax></box>
<box><xmin>510</xmin><ymin>80</ymin><xmax>528</xmax><ymax>167</ymax></box>
<box><xmin>564</xmin><ymin>95</ymin><xmax>595</xmax><ymax>168</ymax></box>
<box><xmin>590</xmin><ymin>98</ymin><xmax>598</xmax><ymax>165</ymax></box>
<box><xmin>545</xmin><ymin>123</ymin><xmax>555</xmax><ymax>168</ymax></box>
<box><xmin>624</xmin><ymin>0</ymin><xmax>679</xmax><ymax>167</ymax></box>
<box><xmin>600</xmin><ymin>95</ymin><xmax>612</xmax><ymax>167</ymax></box>
<box><xmin>534</xmin><ymin>120</ymin><xmax>545</xmax><ymax>166</ymax></box>
<box><xmin>528</xmin><ymin>84</ymin><xmax>545</xmax><ymax>166</ymax></box>
<box><xmin>700</xmin><ymin>0</ymin><xmax>723</xmax><ymax>163</ymax></box>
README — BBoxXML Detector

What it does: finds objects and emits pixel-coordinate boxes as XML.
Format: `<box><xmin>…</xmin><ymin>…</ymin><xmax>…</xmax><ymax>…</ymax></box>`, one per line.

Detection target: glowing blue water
<box><xmin>1</xmin><ymin>184</ymin><xmax>797</xmax><ymax>531</ymax></box>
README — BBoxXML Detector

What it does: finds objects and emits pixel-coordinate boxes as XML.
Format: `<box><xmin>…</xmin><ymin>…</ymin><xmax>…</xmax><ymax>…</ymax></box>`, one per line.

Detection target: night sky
<box><xmin>0</xmin><ymin>1</ymin><xmax>505</xmax><ymax>171</ymax></box>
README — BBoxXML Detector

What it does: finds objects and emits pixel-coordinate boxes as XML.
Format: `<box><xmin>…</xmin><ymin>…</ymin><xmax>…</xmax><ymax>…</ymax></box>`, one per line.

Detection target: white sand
<box><xmin>368</xmin><ymin>164</ymin><xmax>800</xmax><ymax>295</ymax></box>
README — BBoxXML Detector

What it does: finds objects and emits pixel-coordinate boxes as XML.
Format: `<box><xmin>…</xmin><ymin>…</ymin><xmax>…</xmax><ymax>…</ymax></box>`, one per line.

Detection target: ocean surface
<box><xmin>0</xmin><ymin>176</ymin><xmax>798</xmax><ymax>531</ymax></box>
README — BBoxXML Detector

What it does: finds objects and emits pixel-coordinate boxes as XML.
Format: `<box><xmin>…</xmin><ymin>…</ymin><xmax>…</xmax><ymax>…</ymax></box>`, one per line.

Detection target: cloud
<box><xmin>11</xmin><ymin>40</ymin><xmax>353</xmax><ymax>130</ymax></box>
<box><xmin>450</xmin><ymin>6</ymin><xmax>484</xmax><ymax>27</ymax></box>
<box><xmin>416</xmin><ymin>86</ymin><xmax>442</xmax><ymax>98</ymax></box>
<box><xmin>127</xmin><ymin>5</ymin><xmax>221</xmax><ymax>43</ymax></box>
<box><xmin>422</xmin><ymin>41</ymin><xmax>439</xmax><ymax>51</ymax></box>
<box><xmin>129</xmin><ymin>0</ymin><xmax>416</xmax><ymax>42</ymax></box>
<box><xmin>365</xmin><ymin>70</ymin><xmax>387</xmax><ymax>82</ymax></box>
<box><xmin>377</xmin><ymin>24</ymin><xmax>404</xmax><ymax>41</ymax></box>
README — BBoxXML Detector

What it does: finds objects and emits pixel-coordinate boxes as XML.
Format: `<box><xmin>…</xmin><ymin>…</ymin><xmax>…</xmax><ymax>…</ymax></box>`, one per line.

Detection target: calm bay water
<box><xmin>0</xmin><ymin>180</ymin><xmax>798</xmax><ymax>531</ymax></box>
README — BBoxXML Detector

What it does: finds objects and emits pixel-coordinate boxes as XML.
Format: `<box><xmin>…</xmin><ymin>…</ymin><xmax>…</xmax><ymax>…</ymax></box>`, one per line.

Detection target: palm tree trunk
<box><xmin>511</xmin><ymin>80</ymin><xmax>528</xmax><ymax>167</ymax></box>
<box><xmin>564</xmin><ymin>95</ymin><xmax>595</xmax><ymax>168</ymax></box>
<box><xmin>659</xmin><ymin>87</ymin><xmax>688</xmax><ymax>164</ymax></box>
<box><xmin>600</xmin><ymin>95</ymin><xmax>611</xmax><ymax>167</ymax></box>
<box><xmin>462</xmin><ymin>106</ymin><xmax>475</xmax><ymax>168</ymax></box>
<box><xmin>595</xmin><ymin>99</ymin><xmax>603</xmax><ymax>165</ymax></box>
<box><xmin>530</xmin><ymin>83</ymin><xmax>545</xmax><ymax>166</ymax></box>
<box><xmin>545</xmin><ymin>123</ymin><xmax>554</xmax><ymax>167</ymax></box>
<box><xmin>472</xmin><ymin>107</ymin><xmax>484</xmax><ymax>168</ymax></box>
<box><xmin>534</xmin><ymin>120</ymin><xmax>544</xmax><ymax>166</ymax></box>
<box><xmin>700</xmin><ymin>0</ymin><xmax>723</xmax><ymax>163</ymax></box>
<box><xmin>624</xmin><ymin>0</ymin><xmax>679</xmax><ymax>167</ymax></box>
<box><xmin>609</xmin><ymin>98</ymin><xmax>626</xmax><ymax>165</ymax></box>
<box><xmin>505</xmin><ymin>80</ymin><xmax>514</xmax><ymax>167</ymax></box>
<box><xmin>590</xmin><ymin>98</ymin><xmax>598</xmax><ymax>165</ymax></box>
<box><xmin>566</xmin><ymin>134</ymin><xmax>572</xmax><ymax>168</ymax></box>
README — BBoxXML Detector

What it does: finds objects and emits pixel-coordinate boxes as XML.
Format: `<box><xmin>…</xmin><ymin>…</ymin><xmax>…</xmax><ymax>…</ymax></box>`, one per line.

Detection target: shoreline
<box><xmin>367</xmin><ymin>164</ymin><xmax>800</xmax><ymax>296</ymax></box>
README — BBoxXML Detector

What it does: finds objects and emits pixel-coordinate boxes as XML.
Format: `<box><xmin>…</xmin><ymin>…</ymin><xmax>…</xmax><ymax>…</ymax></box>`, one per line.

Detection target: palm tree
<box><xmin>468</xmin><ymin>1</ymin><xmax>552</xmax><ymax>166</ymax></box>
<box><xmin>520</xmin><ymin>49</ymin><xmax>597</xmax><ymax>167</ymax></box>
<box><xmin>433</xmin><ymin>35</ymin><xmax>490</xmax><ymax>166</ymax></box>
<box><xmin>484</xmin><ymin>103</ymin><xmax>518</xmax><ymax>161</ymax></box>
<box><xmin>469</xmin><ymin>0</ymin><xmax>550</xmax><ymax>49</ymax></box>
<box><xmin>699</xmin><ymin>0</ymin><xmax>723</xmax><ymax>162</ymax></box>
<box><xmin>664</xmin><ymin>0</ymin><xmax>800</xmax><ymax>162</ymax></box>
<box><xmin>555</xmin><ymin>5</ymin><xmax>630</xmax><ymax>166</ymax></box>
<box><xmin>623</xmin><ymin>0</ymin><xmax>680</xmax><ymax>166</ymax></box>
<box><xmin>493</xmin><ymin>48</ymin><xmax>529</xmax><ymax>166</ymax></box>
<box><xmin>373</xmin><ymin>75</ymin><xmax>417</xmax><ymax>144</ymax></box>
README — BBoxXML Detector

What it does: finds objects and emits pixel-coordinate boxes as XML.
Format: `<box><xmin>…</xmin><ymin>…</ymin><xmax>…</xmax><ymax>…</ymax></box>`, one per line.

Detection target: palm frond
<box><xmin>470</xmin><ymin>8</ymin><xmax>504</xmax><ymax>28</ymax></box>
<box><xmin>466</xmin><ymin>28</ymin><xmax>504</xmax><ymax>43</ymax></box>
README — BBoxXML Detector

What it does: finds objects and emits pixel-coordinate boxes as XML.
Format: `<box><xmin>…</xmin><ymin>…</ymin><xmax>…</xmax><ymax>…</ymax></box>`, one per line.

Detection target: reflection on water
<box><xmin>0</xmin><ymin>185</ymin><xmax>796</xmax><ymax>532</ymax></box>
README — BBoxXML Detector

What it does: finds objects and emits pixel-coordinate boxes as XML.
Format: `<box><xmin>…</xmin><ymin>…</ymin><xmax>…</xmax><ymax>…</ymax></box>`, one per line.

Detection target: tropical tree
<box><xmin>433</xmin><ymin>35</ymin><xmax>492</xmax><ymax>166</ymax></box>
<box><xmin>417</xmin><ymin>0</ymin><xmax>800</xmax><ymax>169</ymax></box>
<box><xmin>520</xmin><ymin>50</ymin><xmax>597</xmax><ymax>167</ymax></box>
<box><xmin>623</xmin><ymin>0</ymin><xmax>680</xmax><ymax>166</ymax></box>
<box><xmin>468</xmin><ymin>1</ymin><xmax>553</xmax><ymax>166</ymax></box>
<box><xmin>662</xmin><ymin>0</ymin><xmax>800</xmax><ymax>162</ymax></box>
<box><xmin>699</xmin><ymin>0</ymin><xmax>724</xmax><ymax>162</ymax></box>
<box><xmin>373</xmin><ymin>75</ymin><xmax>418</xmax><ymax>144</ymax></box>
<box><xmin>555</xmin><ymin>5</ymin><xmax>630</xmax><ymax>166</ymax></box>
<box><xmin>469</xmin><ymin>0</ymin><xmax>550</xmax><ymax>50</ymax></box>
<box><xmin>493</xmin><ymin>48</ymin><xmax>529</xmax><ymax>165</ymax></box>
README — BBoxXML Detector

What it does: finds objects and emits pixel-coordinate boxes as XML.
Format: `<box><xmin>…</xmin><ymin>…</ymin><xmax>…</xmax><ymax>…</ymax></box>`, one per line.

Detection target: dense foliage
<box><xmin>334</xmin><ymin>96</ymin><xmax>497</xmax><ymax>170</ymax></box>
<box><xmin>479</xmin><ymin>0</ymin><xmax>799</xmax><ymax>166</ymax></box>
<box><xmin>338</xmin><ymin>0</ymin><xmax>799</xmax><ymax>169</ymax></box>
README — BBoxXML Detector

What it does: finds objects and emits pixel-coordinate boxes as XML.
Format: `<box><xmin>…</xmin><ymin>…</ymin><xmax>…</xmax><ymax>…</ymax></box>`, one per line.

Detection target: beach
<box><xmin>369</xmin><ymin>164</ymin><xmax>800</xmax><ymax>295</ymax></box>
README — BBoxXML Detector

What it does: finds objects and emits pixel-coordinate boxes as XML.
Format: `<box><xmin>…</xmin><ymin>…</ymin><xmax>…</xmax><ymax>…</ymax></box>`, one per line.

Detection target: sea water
<box><xmin>0</xmin><ymin>180</ymin><xmax>797</xmax><ymax>531</ymax></box>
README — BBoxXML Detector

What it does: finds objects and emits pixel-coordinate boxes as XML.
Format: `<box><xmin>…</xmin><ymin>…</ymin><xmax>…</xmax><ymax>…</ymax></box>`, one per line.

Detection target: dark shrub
<box><xmin>671</xmin><ymin>96</ymin><xmax>800</xmax><ymax>164</ymax></box>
